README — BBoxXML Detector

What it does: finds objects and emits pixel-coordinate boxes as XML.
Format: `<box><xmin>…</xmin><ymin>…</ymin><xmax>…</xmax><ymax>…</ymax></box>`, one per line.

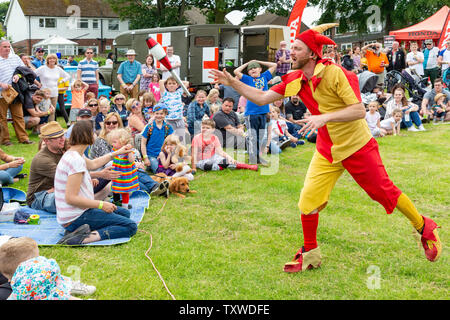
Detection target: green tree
<box><xmin>309</xmin><ymin>0</ymin><xmax>446</xmax><ymax>34</ymax></box>
<box><xmin>105</xmin><ymin>0</ymin><xmax>292</xmax><ymax>27</ymax></box>
<box><xmin>0</xmin><ymin>1</ymin><xmax>10</xmax><ymax>25</ymax></box>
<box><xmin>104</xmin><ymin>0</ymin><xmax>190</xmax><ymax>29</ymax></box>
<box><xmin>191</xmin><ymin>0</ymin><xmax>291</xmax><ymax>24</ymax></box>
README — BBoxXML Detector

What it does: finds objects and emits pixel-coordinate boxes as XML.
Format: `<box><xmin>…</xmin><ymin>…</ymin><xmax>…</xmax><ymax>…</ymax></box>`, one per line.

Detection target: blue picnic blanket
<box><xmin>0</xmin><ymin>188</ymin><xmax>150</xmax><ymax>246</ymax></box>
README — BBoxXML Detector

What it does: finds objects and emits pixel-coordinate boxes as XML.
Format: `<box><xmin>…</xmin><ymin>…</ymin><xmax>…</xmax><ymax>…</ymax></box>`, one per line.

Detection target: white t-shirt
<box><xmin>55</xmin><ymin>151</ymin><xmax>94</xmax><ymax>225</ymax></box>
<box><xmin>35</xmin><ymin>65</ymin><xmax>70</xmax><ymax>97</ymax></box>
<box><xmin>270</xmin><ymin>119</ymin><xmax>288</xmax><ymax>143</ymax></box>
<box><xmin>161</xmin><ymin>55</ymin><xmax>181</xmax><ymax>80</ymax></box>
<box><xmin>380</xmin><ymin>117</ymin><xmax>400</xmax><ymax>130</ymax></box>
<box><xmin>406</xmin><ymin>51</ymin><xmax>424</xmax><ymax>76</ymax></box>
<box><xmin>365</xmin><ymin>111</ymin><xmax>380</xmax><ymax>131</ymax></box>
<box><xmin>439</xmin><ymin>48</ymin><xmax>450</xmax><ymax>72</ymax></box>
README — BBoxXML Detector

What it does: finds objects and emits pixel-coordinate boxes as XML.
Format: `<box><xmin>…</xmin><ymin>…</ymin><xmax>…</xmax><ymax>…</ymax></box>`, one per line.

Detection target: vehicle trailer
<box><xmin>99</xmin><ymin>24</ymin><xmax>241</xmax><ymax>92</ymax></box>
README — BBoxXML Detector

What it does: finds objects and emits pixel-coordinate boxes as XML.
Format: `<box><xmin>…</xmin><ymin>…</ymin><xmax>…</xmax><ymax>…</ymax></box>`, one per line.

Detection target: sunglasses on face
<box><xmin>88</xmin><ymin>104</ymin><xmax>98</xmax><ymax>107</ymax></box>
<box><xmin>105</xmin><ymin>121</ymin><xmax>118</xmax><ymax>125</ymax></box>
<box><xmin>115</xmin><ymin>98</ymin><xmax>124</xmax><ymax>101</ymax></box>
<box><xmin>132</xmin><ymin>103</ymin><xmax>141</xmax><ymax>109</ymax></box>
<box><xmin>86</xmin><ymin>52</ymin><xmax>94</xmax><ymax>54</ymax></box>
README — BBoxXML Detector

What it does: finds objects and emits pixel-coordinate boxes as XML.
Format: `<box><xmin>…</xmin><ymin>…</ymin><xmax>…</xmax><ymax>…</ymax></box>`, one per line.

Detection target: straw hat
<box><xmin>125</xmin><ymin>49</ymin><xmax>137</xmax><ymax>56</ymax></box>
<box><xmin>434</xmin><ymin>92</ymin><xmax>447</xmax><ymax>103</ymax></box>
<box><xmin>39</xmin><ymin>121</ymin><xmax>65</xmax><ymax>139</ymax></box>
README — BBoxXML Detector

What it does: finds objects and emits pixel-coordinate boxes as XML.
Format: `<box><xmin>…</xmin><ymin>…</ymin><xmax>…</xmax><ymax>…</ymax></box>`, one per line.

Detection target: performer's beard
<box><xmin>292</xmin><ymin>56</ymin><xmax>311</xmax><ymax>70</ymax></box>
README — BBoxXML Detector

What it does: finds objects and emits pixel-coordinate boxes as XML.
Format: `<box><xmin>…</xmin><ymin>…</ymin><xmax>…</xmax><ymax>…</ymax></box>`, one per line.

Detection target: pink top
<box><xmin>149</xmin><ymin>82</ymin><xmax>161</xmax><ymax>102</ymax></box>
<box><xmin>192</xmin><ymin>133</ymin><xmax>221</xmax><ymax>161</ymax></box>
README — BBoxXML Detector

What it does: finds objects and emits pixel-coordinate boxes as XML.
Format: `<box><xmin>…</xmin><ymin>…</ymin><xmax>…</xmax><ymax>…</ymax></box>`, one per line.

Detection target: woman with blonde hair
<box><xmin>110</xmin><ymin>93</ymin><xmax>129</xmax><ymax>126</ymax></box>
<box><xmin>126</xmin><ymin>98</ymin><xmax>147</xmax><ymax>138</ymax></box>
<box><xmin>207</xmin><ymin>88</ymin><xmax>222</xmax><ymax>115</ymax></box>
<box><xmin>35</xmin><ymin>53</ymin><xmax>70</xmax><ymax>122</ymax></box>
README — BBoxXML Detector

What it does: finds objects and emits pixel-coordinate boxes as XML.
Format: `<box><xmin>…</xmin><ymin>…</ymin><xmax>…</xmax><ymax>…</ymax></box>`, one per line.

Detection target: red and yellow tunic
<box><xmin>271</xmin><ymin>59</ymin><xmax>372</xmax><ymax>164</ymax></box>
<box><xmin>270</xmin><ymin>59</ymin><xmax>402</xmax><ymax>214</ymax></box>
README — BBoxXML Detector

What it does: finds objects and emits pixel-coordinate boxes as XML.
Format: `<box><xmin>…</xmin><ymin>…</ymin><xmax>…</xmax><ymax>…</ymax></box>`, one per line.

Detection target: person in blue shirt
<box><xmin>141</xmin><ymin>104</ymin><xmax>174</xmax><ymax>173</ymax></box>
<box><xmin>234</xmin><ymin>60</ymin><xmax>277</xmax><ymax>165</ymax></box>
<box><xmin>31</xmin><ymin>48</ymin><xmax>46</xmax><ymax>69</ymax></box>
<box><xmin>67</xmin><ymin>55</ymin><xmax>78</xmax><ymax>66</ymax></box>
<box><xmin>117</xmin><ymin>50</ymin><xmax>142</xmax><ymax>100</ymax></box>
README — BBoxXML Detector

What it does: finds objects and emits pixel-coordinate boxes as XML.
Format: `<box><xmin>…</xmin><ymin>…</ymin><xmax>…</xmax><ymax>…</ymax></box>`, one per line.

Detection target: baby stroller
<box><xmin>384</xmin><ymin>69</ymin><xmax>428</xmax><ymax>106</ymax></box>
<box><xmin>358</xmin><ymin>71</ymin><xmax>380</xmax><ymax>106</ymax></box>
<box><xmin>358</xmin><ymin>71</ymin><xmax>379</xmax><ymax>93</ymax></box>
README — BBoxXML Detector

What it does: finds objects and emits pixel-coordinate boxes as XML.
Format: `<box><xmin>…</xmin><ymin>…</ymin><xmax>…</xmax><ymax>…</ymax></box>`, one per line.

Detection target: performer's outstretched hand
<box><xmin>209</xmin><ymin>68</ymin><xmax>234</xmax><ymax>86</ymax></box>
<box><xmin>298</xmin><ymin>114</ymin><xmax>328</xmax><ymax>134</ymax></box>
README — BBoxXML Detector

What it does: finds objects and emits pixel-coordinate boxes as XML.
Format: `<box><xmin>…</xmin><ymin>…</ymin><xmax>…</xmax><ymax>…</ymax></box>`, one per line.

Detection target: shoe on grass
<box><xmin>70</xmin><ymin>280</ymin><xmax>96</xmax><ymax>296</ymax></box>
<box><xmin>279</xmin><ymin>139</ymin><xmax>291</xmax><ymax>150</ymax></box>
<box><xmin>257</xmin><ymin>157</ymin><xmax>270</xmax><ymax>167</ymax></box>
<box><xmin>284</xmin><ymin>246</ymin><xmax>322</xmax><ymax>273</ymax></box>
<box><xmin>419</xmin><ymin>216</ymin><xmax>442</xmax><ymax>262</ymax></box>
<box><xmin>150</xmin><ymin>180</ymin><xmax>169</xmax><ymax>197</ymax></box>
<box><xmin>57</xmin><ymin>224</ymin><xmax>91</xmax><ymax>245</ymax></box>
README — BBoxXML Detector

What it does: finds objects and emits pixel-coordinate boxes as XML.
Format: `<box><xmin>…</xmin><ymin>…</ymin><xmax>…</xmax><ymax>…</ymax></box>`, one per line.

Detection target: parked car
<box><xmin>56</xmin><ymin>66</ymin><xmax>113</xmax><ymax>112</ymax></box>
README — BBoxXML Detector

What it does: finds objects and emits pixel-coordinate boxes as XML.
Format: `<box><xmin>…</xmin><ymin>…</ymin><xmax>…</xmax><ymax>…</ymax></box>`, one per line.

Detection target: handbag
<box><xmin>2</xmin><ymin>85</ymin><xmax>19</xmax><ymax>104</ymax></box>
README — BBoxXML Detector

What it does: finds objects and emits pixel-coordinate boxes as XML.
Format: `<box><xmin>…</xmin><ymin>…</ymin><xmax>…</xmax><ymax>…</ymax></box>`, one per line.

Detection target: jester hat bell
<box><xmin>295</xmin><ymin>23</ymin><xmax>339</xmax><ymax>59</ymax></box>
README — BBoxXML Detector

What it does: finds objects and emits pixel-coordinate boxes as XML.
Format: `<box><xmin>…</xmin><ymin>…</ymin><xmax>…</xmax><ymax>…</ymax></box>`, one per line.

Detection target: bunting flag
<box><xmin>437</xmin><ymin>9</ymin><xmax>450</xmax><ymax>51</ymax></box>
<box><xmin>287</xmin><ymin>0</ymin><xmax>309</xmax><ymax>44</ymax></box>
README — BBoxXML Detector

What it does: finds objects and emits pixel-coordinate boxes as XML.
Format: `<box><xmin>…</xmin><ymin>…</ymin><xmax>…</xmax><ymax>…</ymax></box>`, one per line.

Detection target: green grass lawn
<box><xmin>3</xmin><ymin>120</ymin><xmax>449</xmax><ymax>300</ymax></box>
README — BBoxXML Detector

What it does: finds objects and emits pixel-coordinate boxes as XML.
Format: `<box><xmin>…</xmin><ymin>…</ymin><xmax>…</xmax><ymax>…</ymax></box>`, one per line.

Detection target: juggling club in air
<box><xmin>146</xmin><ymin>37</ymin><xmax>191</xmax><ymax>97</ymax></box>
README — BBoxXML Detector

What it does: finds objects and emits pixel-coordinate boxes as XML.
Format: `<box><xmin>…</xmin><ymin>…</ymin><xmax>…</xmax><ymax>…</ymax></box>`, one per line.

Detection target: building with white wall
<box><xmin>4</xmin><ymin>0</ymin><xmax>129</xmax><ymax>55</ymax></box>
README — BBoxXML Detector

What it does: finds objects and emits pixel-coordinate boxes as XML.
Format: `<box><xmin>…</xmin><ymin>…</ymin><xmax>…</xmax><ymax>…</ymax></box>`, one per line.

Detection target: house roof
<box><xmin>17</xmin><ymin>0</ymin><xmax>119</xmax><ymax>18</ymax></box>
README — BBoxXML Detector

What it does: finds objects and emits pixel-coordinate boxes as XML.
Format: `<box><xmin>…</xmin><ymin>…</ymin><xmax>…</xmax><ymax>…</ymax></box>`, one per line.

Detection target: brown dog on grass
<box><xmin>151</xmin><ymin>173</ymin><xmax>196</xmax><ymax>198</ymax></box>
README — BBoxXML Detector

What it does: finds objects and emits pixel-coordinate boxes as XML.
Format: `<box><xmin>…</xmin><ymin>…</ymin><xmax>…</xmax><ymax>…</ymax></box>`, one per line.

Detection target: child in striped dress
<box><xmin>107</xmin><ymin>128</ymin><xmax>139</xmax><ymax>209</ymax></box>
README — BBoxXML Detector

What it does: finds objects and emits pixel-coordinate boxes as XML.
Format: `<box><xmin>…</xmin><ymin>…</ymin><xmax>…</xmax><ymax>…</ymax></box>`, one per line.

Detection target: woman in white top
<box><xmin>55</xmin><ymin>120</ymin><xmax>137</xmax><ymax>245</ymax></box>
<box><xmin>35</xmin><ymin>54</ymin><xmax>70</xmax><ymax>122</ymax></box>
<box><xmin>383</xmin><ymin>84</ymin><xmax>425</xmax><ymax>132</ymax></box>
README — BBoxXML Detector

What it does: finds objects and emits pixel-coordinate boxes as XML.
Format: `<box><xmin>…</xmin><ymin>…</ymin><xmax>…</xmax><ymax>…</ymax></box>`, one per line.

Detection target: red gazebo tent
<box><xmin>389</xmin><ymin>5</ymin><xmax>449</xmax><ymax>45</ymax></box>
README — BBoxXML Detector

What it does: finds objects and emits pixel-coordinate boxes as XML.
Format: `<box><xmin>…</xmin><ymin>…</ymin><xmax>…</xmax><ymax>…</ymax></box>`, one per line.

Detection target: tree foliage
<box><xmin>308</xmin><ymin>0</ymin><xmax>446</xmax><ymax>34</ymax></box>
<box><xmin>104</xmin><ymin>0</ymin><xmax>190</xmax><ymax>29</ymax></box>
<box><xmin>0</xmin><ymin>1</ymin><xmax>10</xmax><ymax>25</ymax></box>
<box><xmin>104</xmin><ymin>0</ymin><xmax>292</xmax><ymax>27</ymax></box>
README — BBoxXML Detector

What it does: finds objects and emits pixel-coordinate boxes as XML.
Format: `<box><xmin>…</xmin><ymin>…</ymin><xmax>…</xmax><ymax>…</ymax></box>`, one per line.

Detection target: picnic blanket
<box><xmin>0</xmin><ymin>188</ymin><xmax>150</xmax><ymax>246</ymax></box>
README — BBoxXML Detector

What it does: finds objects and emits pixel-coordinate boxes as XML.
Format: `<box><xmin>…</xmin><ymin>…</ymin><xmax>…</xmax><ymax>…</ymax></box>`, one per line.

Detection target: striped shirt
<box><xmin>0</xmin><ymin>53</ymin><xmax>24</xmax><ymax>98</ymax></box>
<box><xmin>55</xmin><ymin>151</ymin><xmax>94</xmax><ymax>225</ymax></box>
<box><xmin>77</xmin><ymin>58</ymin><xmax>99</xmax><ymax>84</ymax></box>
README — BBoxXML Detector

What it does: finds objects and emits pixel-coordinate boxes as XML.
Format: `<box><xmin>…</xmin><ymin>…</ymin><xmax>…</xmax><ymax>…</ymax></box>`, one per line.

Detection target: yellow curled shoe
<box><xmin>283</xmin><ymin>246</ymin><xmax>322</xmax><ymax>273</ymax></box>
<box><xmin>420</xmin><ymin>216</ymin><xmax>442</xmax><ymax>262</ymax></box>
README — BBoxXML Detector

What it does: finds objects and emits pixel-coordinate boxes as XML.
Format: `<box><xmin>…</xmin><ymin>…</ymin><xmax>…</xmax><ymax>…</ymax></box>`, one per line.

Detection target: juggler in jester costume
<box><xmin>210</xmin><ymin>25</ymin><xmax>442</xmax><ymax>272</ymax></box>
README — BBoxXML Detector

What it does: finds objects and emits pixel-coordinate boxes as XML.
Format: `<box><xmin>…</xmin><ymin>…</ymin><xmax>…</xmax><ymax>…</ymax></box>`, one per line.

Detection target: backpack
<box><xmin>135</xmin><ymin>121</ymin><xmax>171</xmax><ymax>157</ymax></box>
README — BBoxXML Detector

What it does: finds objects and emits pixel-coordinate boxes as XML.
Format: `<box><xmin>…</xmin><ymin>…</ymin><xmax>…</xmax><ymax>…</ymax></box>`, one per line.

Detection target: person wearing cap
<box><xmin>77</xmin><ymin>48</ymin><xmax>99</xmax><ymax>99</ymax></box>
<box><xmin>160</xmin><ymin>45</ymin><xmax>181</xmax><ymax>81</ymax></box>
<box><xmin>210</xmin><ymin>26</ymin><xmax>442</xmax><ymax>272</ymax></box>
<box><xmin>233</xmin><ymin>59</ymin><xmax>277</xmax><ymax>165</ymax></box>
<box><xmin>31</xmin><ymin>47</ymin><xmax>46</xmax><ymax>69</ymax></box>
<box><xmin>423</xmin><ymin>39</ymin><xmax>440</xmax><ymax>88</ymax></box>
<box><xmin>27</xmin><ymin>121</ymin><xmax>68</xmax><ymax>213</ymax></box>
<box><xmin>64</xmin><ymin>108</ymin><xmax>94</xmax><ymax>141</ymax></box>
<box><xmin>117</xmin><ymin>49</ymin><xmax>142</xmax><ymax>100</ymax></box>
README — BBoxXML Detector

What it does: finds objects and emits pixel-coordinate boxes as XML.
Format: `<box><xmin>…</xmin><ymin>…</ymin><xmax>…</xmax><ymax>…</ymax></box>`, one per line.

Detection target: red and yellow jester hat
<box><xmin>295</xmin><ymin>23</ymin><xmax>339</xmax><ymax>59</ymax></box>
